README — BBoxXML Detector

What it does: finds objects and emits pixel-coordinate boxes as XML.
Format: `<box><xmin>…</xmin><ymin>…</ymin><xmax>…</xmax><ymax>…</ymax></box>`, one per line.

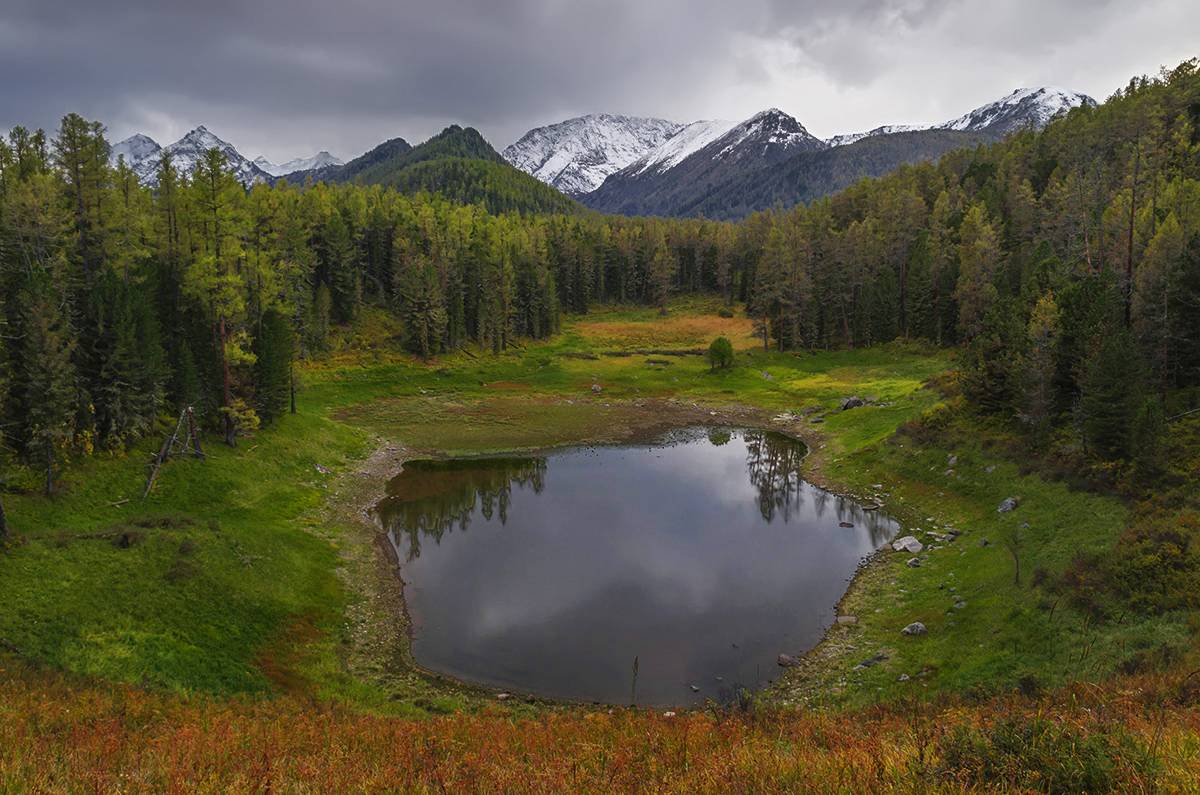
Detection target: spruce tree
<box><xmin>254</xmin><ymin>308</ymin><xmax>294</xmax><ymax>424</ymax></box>
<box><xmin>19</xmin><ymin>272</ymin><xmax>78</xmax><ymax>494</ymax></box>
<box><xmin>1079</xmin><ymin>331</ymin><xmax>1143</xmax><ymax>460</ymax></box>
<box><xmin>397</xmin><ymin>254</ymin><xmax>448</xmax><ymax>359</ymax></box>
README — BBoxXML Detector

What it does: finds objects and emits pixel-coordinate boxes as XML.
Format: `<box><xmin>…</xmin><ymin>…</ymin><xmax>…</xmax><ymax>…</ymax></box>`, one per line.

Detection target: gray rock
<box><xmin>906</xmin><ymin>557</ymin><xmax>922</xmax><ymax>568</ymax></box>
<box><xmin>840</xmin><ymin>396</ymin><xmax>866</xmax><ymax>411</ymax></box>
<box><xmin>835</xmin><ymin>615</ymin><xmax>858</xmax><ymax>625</ymax></box>
<box><xmin>892</xmin><ymin>535</ymin><xmax>924</xmax><ymax>554</ymax></box>
<box><xmin>901</xmin><ymin>622</ymin><xmax>927</xmax><ymax>636</ymax></box>
<box><xmin>777</xmin><ymin>654</ymin><xmax>798</xmax><ymax>667</ymax></box>
<box><xmin>947</xmin><ymin>454</ymin><xmax>958</xmax><ymax>467</ymax></box>
<box><xmin>591</xmin><ymin>383</ymin><xmax>603</xmax><ymax>393</ymax></box>
<box><xmin>980</xmin><ymin>538</ymin><xmax>990</xmax><ymax>547</ymax></box>
<box><xmin>953</xmin><ymin>600</ymin><xmax>967</xmax><ymax>610</ymax></box>
<box><xmin>897</xmin><ymin>674</ymin><xmax>911</xmax><ymax>682</ymax></box>
<box><xmin>997</xmin><ymin>497</ymin><xmax>1020</xmax><ymax>513</ymax></box>
<box><xmin>854</xmin><ymin>653</ymin><xmax>888</xmax><ymax>670</ymax></box>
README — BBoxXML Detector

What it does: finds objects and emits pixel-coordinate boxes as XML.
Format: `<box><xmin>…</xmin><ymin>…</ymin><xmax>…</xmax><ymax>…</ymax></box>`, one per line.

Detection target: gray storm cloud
<box><xmin>1</xmin><ymin>0</ymin><xmax>1195</xmax><ymax>162</ymax></box>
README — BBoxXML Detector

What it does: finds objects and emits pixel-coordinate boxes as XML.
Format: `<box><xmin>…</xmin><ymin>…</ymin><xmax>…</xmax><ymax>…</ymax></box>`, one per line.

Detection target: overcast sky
<box><xmin>1</xmin><ymin>0</ymin><xmax>1196</xmax><ymax>162</ymax></box>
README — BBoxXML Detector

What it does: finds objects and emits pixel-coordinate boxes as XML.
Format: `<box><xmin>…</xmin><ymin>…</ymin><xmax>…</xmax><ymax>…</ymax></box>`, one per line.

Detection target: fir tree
<box><xmin>1079</xmin><ymin>331</ymin><xmax>1144</xmax><ymax>460</ymax></box>
<box><xmin>19</xmin><ymin>272</ymin><xmax>78</xmax><ymax>494</ymax></box>
<box><xmin>254</xmin><ymin>308</ymin><xmax>294</xmax><ymax>424</ymax></box>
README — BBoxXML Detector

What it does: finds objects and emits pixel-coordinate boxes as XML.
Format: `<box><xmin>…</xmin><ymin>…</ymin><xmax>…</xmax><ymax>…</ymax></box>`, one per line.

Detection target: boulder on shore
<box><xmin>777</xmin><ymin>654</ymin><xmax>798</xmax><ymax>667</ymax></box>
<box><xmin>901</xmin><ymin>622</ymin><xmax>927</xmax><ymax>636</ymax></box>
<box><xmin>892</xmin><ymin>535</ymin><xmax>924</xmax><ymax>554</ymax></box>
<box><xmin>840</xmin><ymin>396</ymin><xmax>866</xmax><ymax>411</ymax></box>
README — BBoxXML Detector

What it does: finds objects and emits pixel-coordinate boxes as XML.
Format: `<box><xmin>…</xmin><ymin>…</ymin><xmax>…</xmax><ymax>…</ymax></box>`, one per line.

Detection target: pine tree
<box><xmin>397</xmin><ymin>253</ymin><xmax>448</xmax><ymax>358</ymax></box>
<box><xmin>954</xmin><ymin>204</ymin><xmax>1002</xmax><ymax>341</ymax></box>
<box><xmin>254</xmin><ymin>308</ymin><xmax>294</xmax><ymax>423</ymax></box>
<box><xmin>186</xmin><ymin>148</ymin><xmax>252</xmax><ymax>446</ymax></box>
<box><xmin>646</xmin><ymin>229</ymin><xmax>675</xmax><ymax>315</ymax></box>
<box><xmin>1079</xmin><ymin>331</ymin><xmax>1143</xmax><ymax>460</ymax></box>
<box><xmin>1020</xmin><ymin>292</ymin><xmax>1063</xmax><ymax>440</ymax></box>
<box><xmin>19</xmin><ymin>272</ymin><xmax>78</xmax><ymax>494</ymax></box>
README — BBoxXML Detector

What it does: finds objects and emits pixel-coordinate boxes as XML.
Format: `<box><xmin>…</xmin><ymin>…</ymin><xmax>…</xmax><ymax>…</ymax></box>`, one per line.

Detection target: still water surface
<box><xmin>377</xmin><ymin>428</ymin><xmax>897</xmax><ymax>705</ymax></box>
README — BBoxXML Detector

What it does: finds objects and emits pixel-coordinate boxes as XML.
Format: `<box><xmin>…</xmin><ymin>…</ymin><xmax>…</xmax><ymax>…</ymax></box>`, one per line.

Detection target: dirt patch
<box><xmin>254</xmin><ymin>614</ymin><xmax>323</xmax><ymax>697</ymax></box>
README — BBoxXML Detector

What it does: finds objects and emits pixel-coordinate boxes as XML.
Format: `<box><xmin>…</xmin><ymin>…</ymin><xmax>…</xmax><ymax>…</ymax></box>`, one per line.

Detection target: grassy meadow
<box><xmin>2</xmin><ymin>298</ymin><xmax>1198</xmax><ymax>790</ymax></box>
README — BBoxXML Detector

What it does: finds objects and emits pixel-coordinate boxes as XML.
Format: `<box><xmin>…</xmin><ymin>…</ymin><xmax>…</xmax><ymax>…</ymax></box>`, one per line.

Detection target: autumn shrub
<box><xmin>936</xmin><ymin>715</ymin><xmax>1158</xmax><ymax>793</ymax></box>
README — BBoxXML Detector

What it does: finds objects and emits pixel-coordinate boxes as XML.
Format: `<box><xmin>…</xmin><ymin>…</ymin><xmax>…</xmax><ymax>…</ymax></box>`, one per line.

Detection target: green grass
<box><xmin>2</xmin><ymin>411</ymin><xmax>367</xmax><ymax>695</ymax></box>
<box><xmin>0</xmin><ymin>300</ymin><xmax>1183</xmax><ymax>713</ymax></box>
<box><xmin>783</xmin><ymin>414</ymin><xmax>1194</xmax><ymax>708</ymax></box>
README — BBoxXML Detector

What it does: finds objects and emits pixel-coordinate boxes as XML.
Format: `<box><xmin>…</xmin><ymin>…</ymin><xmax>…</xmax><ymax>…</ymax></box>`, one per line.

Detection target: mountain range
<box><xmin>108</xmin><ymin>85</ymin><xmax>1094</xmax><ymax>218</ymax></box>
<box><xmin>545</xmin><ymin>86</ymin><xmax>1095</xmax><ymax>218</ymax></box>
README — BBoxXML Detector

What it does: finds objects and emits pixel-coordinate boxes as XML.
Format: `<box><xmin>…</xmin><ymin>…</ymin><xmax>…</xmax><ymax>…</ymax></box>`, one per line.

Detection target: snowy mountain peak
<box><xmin>502</xmin><ymin>114</ymin><xmax>683</xmax><ymax>196</ymax></box>
<box><xmin>943</xmin><ymin>86</ymin><xmax>1096</xmax><ymax>134</ymax></box>
<box><xmin>162</xmin><ymin>126</ymin><xmax>270</xmax><ymax>187</ymax></box>
<box><xmin>825</xmin><ymin>124</ymin><xmax>932</xmax><ymax>148</ymax></box>
<box><xmin>826</xmin><ymin>86</ymin><xmax>1096</xmax><ymax>147</ymax></box>
<box><xmin>110</xmin><ymin>134</ymin><xmax>163</xmax><ymax>184</ymax></box>
<box><xmin>710</xmin><ymin>108</ymin><xmax>825</xmax><ymax>162</ymax></box>
<box><xmin>108</xmin><ymin>126</ymin><xmax>270</xmax><ymax>187</ymax></box>
<box><xmin>254</xmin><ymin>150</ymin><xmax>344</xmax><ymax>177</ymax></box>
<box><xmin>629</xmin><ymin>119</ymin><xmax>740</xmax><ymax>176</ymax></box>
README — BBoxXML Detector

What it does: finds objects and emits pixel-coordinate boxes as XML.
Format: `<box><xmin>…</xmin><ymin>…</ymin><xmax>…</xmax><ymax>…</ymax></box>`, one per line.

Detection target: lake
<box><xmin>377</xmin><ymin>428</ymin><xmax>898</xmax><ymax>706</ymax></box>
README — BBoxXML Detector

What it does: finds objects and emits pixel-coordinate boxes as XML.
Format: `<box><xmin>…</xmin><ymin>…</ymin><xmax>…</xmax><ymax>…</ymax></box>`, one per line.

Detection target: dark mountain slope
<box><xmin>684</xmin><ymin>129</ymin><xmax>991</xmax><ymax>220</ymax></box>
<box><xmin>287</xmin><ymin>126</ymin><xmax>579</xmax><ymax>215</ymax></box>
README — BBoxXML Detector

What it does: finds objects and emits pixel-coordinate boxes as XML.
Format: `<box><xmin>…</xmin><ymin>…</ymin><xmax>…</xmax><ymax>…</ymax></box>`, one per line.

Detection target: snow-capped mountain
<box><xmin>253</xmin><ymin>151</ymin><xmax>343</xmax><ymax>177</ymax></box>
<box><xmin>630</xmin><ymin>119</ymin><xmax>739</xmax><ymax>175</ymax></box>
<box><xmin>502</xmin><ymin>114</ymin><xmax>683</xmax><ymax>196</ymax></box>
<box><xmin>708</xmin><ymin>109</ymin><xmax>825</xmax><ymax>162</ymax></box>
<box><xmin>942</xmin><ymin>86</ymin><xmax>1096</xmax><ymax>135</ymax></box>
<box><xmin>826</xmin><ymin>124</ymin><xmax>932</xmax><ymax>148</ymax></box>
<box><xmin>163</xmin><ymin>126</ymin><xmax>270</xmax><ymax>186</ymax></box>
<box><xmin>109</xmin><ymin>133</ymin><xmax>163</xmax><ymax>183</ymax></box>
<box><xmin>584</xmin><ymin>108</ymin><xmax>826</xmax><ymax>217</ymax></box>
<box><xmin>826</xmin><ymin>86</ymin><xmax>1095</xmax><ymax>147</ymax></box>
<box><xmin>109</xmin><ymin>126</ymin><xmax>271</xmax><ymax>187</ymax></box>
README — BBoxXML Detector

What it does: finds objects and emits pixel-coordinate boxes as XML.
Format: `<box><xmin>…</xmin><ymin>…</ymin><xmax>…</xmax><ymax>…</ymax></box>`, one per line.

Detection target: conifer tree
<box><xmin>954</xmin><ymin>204</ymin><xmax>1002</xmax><ymax>341</ymax></box>
<box><xmin>19</xmin><ymin>272</ymin><xmax>78</xmax><ymax>494</ymax></box>
<box><xmin>187</xmin><ymin>148</ymin><xmax>252</xmax><ymax>446</ymax></box>
<box><xmin>254</xmin><ymin>307</ymin><xmax>294</xmax><ymax>423</ymax></box>
<box><xmin>1079</xmin><ymin>331</ymin><xmax>1143</xmax><ymax>459</ymax></box>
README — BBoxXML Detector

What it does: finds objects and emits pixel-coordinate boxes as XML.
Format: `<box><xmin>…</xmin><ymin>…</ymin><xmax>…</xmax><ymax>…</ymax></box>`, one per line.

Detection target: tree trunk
<box><xmin>1125</xmin><ymin>142</ymin><xmax>1141</xmax><ymax>327</ymax></box>
<box><xmin>218</xmin><ymin>315</ymin><xmax>236</xmax><ymax>447</ymax></box>
<box><xmin>44</xmin><ymin>437</ymin><xmax>54</xmax><ymax>496</ymax></box>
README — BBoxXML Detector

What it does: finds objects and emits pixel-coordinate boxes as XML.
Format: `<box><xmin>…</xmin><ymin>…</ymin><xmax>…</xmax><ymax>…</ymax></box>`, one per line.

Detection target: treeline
<box><xmin>739</xmin><ymin>60</ymin><xmax>1200</xmax><ymax>463</ymax></box>
<box><xmin>0</xmin><ymin>112</ymin><xmax>735</xmax><ymax>494</ymax></box>
<box><xmin>1</xmin><ymin>60</ymin><xmax>1198</xmax><ymax>502</ymax></box>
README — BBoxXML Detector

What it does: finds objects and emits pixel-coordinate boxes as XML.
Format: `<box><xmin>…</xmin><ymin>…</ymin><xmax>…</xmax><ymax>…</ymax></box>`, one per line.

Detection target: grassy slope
<box><xmin>0</xmin><ymin>297</ymin><xmax>1194</xmax><ymax>718</ymax></box>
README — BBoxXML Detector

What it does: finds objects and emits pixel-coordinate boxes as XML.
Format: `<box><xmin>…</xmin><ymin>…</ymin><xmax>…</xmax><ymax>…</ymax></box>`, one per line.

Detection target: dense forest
<box><xmin>0</xmin><ymin>60</ymin><xmax>1197</xmax><ymax>510</ymax></box>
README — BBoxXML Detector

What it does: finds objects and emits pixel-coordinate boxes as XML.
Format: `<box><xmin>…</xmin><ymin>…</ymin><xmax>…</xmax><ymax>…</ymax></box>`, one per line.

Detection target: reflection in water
<box><xmin>378</xmin><ymin>458</ymin><xmax>547</xmax><ymax>561</ymax></box>
<box><xmin>376</xmin><ymin>428</ymin><xmax>899</xmax><ymax>706</ymax></box>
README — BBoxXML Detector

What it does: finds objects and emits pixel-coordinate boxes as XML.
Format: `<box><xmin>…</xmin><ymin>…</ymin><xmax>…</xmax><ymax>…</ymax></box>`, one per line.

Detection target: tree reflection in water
<box><xmin>377</xmin><ymin>457</ymin><xmax>547</xmax><ymax>561</ymax></box>
<box><xmin>380</xmin><ymin>429</ymin><xmax>894</xmax><ymax>566</ymax></box>
<box><xmin>744</xmin><ymin>430</ymin><xmax>896</xmax><ymax>545</ymax></box>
